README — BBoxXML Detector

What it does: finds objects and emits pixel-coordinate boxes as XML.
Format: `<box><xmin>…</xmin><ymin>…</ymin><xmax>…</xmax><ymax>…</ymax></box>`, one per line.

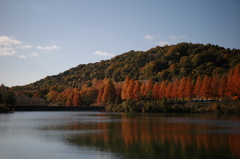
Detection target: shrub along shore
<box><xmin>1</xmin><ymin>100</ymin><xmax>239</xmax><ymax>114</ymax></box>
<box><xmin>0</xmin><ymin>106</ymin><xmax>105</xmax><ymax>112</ymax></box>
<box><xmin>105</xmin><ymin>99</ymin><xmax>240</xmax><ymax>114</ymax></box>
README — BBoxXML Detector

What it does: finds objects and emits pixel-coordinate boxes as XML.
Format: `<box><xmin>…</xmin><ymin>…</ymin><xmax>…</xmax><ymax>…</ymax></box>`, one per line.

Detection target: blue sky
<box><xmin>0</xmin><ymin>0</ymin><xmax>240</xmax><ymax>87</ymax></box>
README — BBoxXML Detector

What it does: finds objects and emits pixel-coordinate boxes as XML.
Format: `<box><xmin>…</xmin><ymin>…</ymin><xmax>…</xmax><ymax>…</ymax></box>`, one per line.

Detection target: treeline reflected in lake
<box><xmin>51</xmin><ymin>113</ymin><xmax>240</xmax><ymax>159</ymax></box>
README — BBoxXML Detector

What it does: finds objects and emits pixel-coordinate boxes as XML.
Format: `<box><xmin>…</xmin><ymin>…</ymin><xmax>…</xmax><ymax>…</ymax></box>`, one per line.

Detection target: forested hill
<box><xmin>13</xmin><ymin>43</ymin><xmax>240</xmax><ymax>90</ymax></box>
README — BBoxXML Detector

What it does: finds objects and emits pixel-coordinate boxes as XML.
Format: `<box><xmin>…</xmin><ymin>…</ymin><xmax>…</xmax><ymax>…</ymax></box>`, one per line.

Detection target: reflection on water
<box><xmin>0</xmin><ymin>112</ymin><xmax>240</xmax><ymax>159</ymax></box>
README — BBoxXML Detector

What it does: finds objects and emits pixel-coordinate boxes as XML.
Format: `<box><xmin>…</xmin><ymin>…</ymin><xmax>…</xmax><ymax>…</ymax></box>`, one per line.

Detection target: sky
<box><xmin>0</xmin><ymin>0</ymin><xmax>240</xmax><ymax>87</ymax></box>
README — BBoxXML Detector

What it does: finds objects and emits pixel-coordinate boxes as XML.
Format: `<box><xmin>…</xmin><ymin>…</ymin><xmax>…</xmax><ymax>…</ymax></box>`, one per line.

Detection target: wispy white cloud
<box><xmin>145</xmin><ymin>35</ymin><xmax>154</xmax><ymax>41</ymax></box>
<box><xmin>94</xmin><ymin>51</ymin><xmax>114</xmax><ymax>56</ymax></box>
<box><xmin>18</xmin><ymin>55</ymin><xmax>27</xmax><ymax>59</ymax></box>
<box><xmin>156</xmin><ymin>41</ymin><xmax>169</xmax><ymax>46</ymax></box>
<box><xmin>0</xmin><ymin>36</ymin><xmax>59</xmax><ymax>57</ymax></box>
<box><xmin>0</xmin><ymin>47</ymin><xmax>17</xmax><ymax>56</ymax></box>
<box><xmin>31</xmin><ymin>52</ymin><xmax>38</xmax><ymax>56</ymax></box>
<box><xmin>171</xmin><ymin>35</ymin><xmax>188</xmax><ymax>40</ymax></box>
<box><xmin>0</xmin><ymin>36</ymin><xmax>22</xmax><ymax>46</ymax></box>
<box><xmin>18</xmin><ymin>45</ymin><xmax>32</xmax><ymax>49</ymax></box>
<box><xmin>37</xmin><ymin>45</ymin><xmax>58</xmax><ymax>50</ymax></box>
<box><xmin>0</xmin><ymin>36</ymin><xmax>21</xmax><ymax>56</ymax></box>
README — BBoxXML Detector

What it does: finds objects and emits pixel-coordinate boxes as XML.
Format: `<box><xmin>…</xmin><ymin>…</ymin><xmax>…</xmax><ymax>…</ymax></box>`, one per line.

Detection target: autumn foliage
<box><xmin>2</xmin><ymin>63</ymin><xmax>240</xmax><ymax>107</ymax></box>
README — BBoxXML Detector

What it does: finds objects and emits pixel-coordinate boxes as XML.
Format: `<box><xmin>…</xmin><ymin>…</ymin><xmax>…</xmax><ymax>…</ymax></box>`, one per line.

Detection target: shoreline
<box><xmin>1</xmin><ymin>100</ymin><xmax>240</xmax><ymax>114</ymax></box>
<box><xmin>3</xmin><ymin>106</ymin><xmax>105</xmax><ymax>112</ymax></box>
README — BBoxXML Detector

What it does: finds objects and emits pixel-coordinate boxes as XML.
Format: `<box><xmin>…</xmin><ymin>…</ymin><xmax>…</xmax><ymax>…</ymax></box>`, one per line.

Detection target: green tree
<box><xmin>3</xmin><ymin>91</ymin><xmax>16</xmax><ymax>106</ymax></box>
<box><xmin>0</xmin><ymin>93</ymin><xmax>2</xmax><ymax>103</ymax></box>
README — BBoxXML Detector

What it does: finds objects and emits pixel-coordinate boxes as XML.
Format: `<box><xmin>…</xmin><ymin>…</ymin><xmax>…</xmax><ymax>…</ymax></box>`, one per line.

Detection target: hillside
<box><xmin>13</xmin><ymin>42</ymin><xmax>240</xmax><ymax>90</ymax></box>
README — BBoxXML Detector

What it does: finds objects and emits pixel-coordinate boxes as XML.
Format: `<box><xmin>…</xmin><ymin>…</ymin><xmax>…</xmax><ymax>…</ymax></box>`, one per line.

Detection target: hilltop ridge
<box><xmin>13</xmin><ymin>42</ymin><xmax>239</xmax><ymax>90</ymax></box>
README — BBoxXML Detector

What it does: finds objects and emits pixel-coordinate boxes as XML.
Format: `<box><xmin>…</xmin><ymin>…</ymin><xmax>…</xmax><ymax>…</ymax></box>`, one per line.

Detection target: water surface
<box><xmin>0</xmin><ymin>112</ymin><xmax>240</xmax><ymax>159</ymax></box>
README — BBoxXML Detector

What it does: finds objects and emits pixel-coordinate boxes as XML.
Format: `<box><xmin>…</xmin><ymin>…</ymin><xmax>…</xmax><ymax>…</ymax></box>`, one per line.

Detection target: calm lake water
<box><xmin>0</xmin><ymin>111</ymin><xmax>240</xmax><ymax>159</ymax></box>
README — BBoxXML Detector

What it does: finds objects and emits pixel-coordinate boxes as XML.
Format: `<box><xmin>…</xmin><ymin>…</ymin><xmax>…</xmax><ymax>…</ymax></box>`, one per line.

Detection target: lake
<box><xmin>0</xmin><ymin>111</ymin><xmax>240</xmax><ymax>159</ymax></box>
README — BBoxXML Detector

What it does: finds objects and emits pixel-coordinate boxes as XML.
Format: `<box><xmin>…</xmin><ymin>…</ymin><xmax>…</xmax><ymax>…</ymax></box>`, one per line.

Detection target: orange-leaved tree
<box><xmin>121</xmin><ymin>76</ymin><xmax>131</xmax><ymax>100</ymax></box>
<box><xmin>211</xmin><ymin>75</ymin><xmax>219</xmax><ymax>99</ymax></box>
<box><xmin>152</xmin><ymin>82</ymin><xmax>160</xmax><ymax>100</ymax></box>
<box><xmin>233</xmin><ymin>65</ymin><xmax>240</xmax><ymax>97</ymax></box>
<box><xmin>171</xmin><ymin>79</ymin><xmax>179</xmax><ymax>100</ymax></box>
<box><xmin>200</xmin><ymin>75</ymin><xmax>212</xmax><ymax>99</ymax></box>
<box><xmin>166</xmin><ymin>82</ymin><xmax>173</xmax><ymax>99</ymax></box>
<box><xmin>97</xmin><ymin>86</ymin><xmax>104</xmax><ymax>105</ymax></box>
<box><xmin>66</xmin><ymin>91</ymin><xmax>74</xmax><ymax>106</ymax></box>
<box><xmin>72</xmin><ymin>90</ymin><xmax>82</xmax><ymax>106</ymax></box>
<box><xmin>126</xmin><ymin>79</ymin><xmax>135</xmax><ymax>100</ymax></box>
<box><xmin>140</xmin><ymin>82</ymin><xmax>146</xmax><ymax>99</ymax></box>
<box><xmin>159</xmin><ymin>80</ymin><xmax>168</xmax><ymax>99</ymax></box>
<box><xmin>185</xmin><ymin>76</ymin><xmax>194</xmax><ymax>100</ymax></box>
<box><xmin>102</xmin><ymin>79</ymin><xmax>117</xmax><ymax>104</ymax></box>
<box><xmin>133</xmin><ymin>81</ymin><xmax>141</xmax><ymax>100</ymax></box>
<box><xmin>227</xmin><ymin>68</ymin><xmax>235</xmax><ymax>97</ymax></box>
<box><xmin>218</xmin><ymin>75</ymin><xmax>228</xmax><ymax>99</ymax></box>
<box><xmin>193</xmin><ymin>75</ymin><xmax>202</xmax><ymax>99</ymax></box>
<box><xmin>46</xmin><ymin>90</ymin><xmax>59</xmax><ymax>103</ymax></box>
<box><xmin>145</xmin><ymin>79</ymin><xmax>153</xmax><ymax>99</ymax></box>
<box><xmin>178</xmin><ymin>77</ymin><xmax>187</xmax><ymax>101</ymax></box>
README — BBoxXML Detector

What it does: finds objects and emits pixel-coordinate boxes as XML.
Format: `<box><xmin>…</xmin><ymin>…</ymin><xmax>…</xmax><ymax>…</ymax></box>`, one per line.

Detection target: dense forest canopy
<box><xmin>1</xmin><ymin>43</ymin><xmax>240</xmax><ymax>111</ymax></box>
<box><xmin>11</xmin><ymin>43</ymin><xmax>240</xmax><ymax>90</ymax></box>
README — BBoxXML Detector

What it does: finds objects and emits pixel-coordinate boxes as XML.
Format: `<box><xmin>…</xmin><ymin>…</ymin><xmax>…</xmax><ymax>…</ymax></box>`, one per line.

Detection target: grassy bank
<box><xmin>105</xmin><ymin>100</ymin><xmax>240</xmax><ymax>114</ymax></box>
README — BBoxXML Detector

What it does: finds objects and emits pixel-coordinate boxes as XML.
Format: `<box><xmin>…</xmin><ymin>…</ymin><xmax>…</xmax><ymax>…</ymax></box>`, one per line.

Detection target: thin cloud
<box><xmin>0</xmin><ymin>47</ymin><xmax>17</xmax><ymax>56</ymax></box>
<box><xmin>145</xmin><ymin>35</ymin><xmax>154</xmax><ymax>41</ymax></box>
<box><xmin>0</xmin><ymin>36</ymin><xmax>22</xmax><ymax>46</ymax></box>
<box><xmin>0</xmin><ymin>36</ymin><xmax>59</xmax><ymax>57</ymax></box>
<box><xmin>171</xmin><ymin>35</ymin><xmax>188</xmax><ymax>40</ymax></box>
<box><xmin>31</xmin><ymin>52</ymin><xmax>38</xmax><ymax>56</ymax></box>
<box><xmin>94</xmin><ymin>51</ymin><xmax>114</xmax><ymax>56</ymax></box>
<box><xmin>37</xmin><ymin>45</ymin><xmax>58</xmax><ymax>50</ymax></box>
<box><xmin>0</xmin><ymin>36</ymin><xmax>21</xmax><ymax>56</ymax></box>
<box><xmin>156</xmin><ymin>41</ymin><xmax>169</xmax><ymax>46</ymax></box>
<box><xmin>18</xmin><ymin>55</ymin><xmax>27</xmax><ymax>58</ymax></box>
<box><xmin>18</xmin><ymin>45</ymin><xmax>32</xmax><ymax>49</ymax></box>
